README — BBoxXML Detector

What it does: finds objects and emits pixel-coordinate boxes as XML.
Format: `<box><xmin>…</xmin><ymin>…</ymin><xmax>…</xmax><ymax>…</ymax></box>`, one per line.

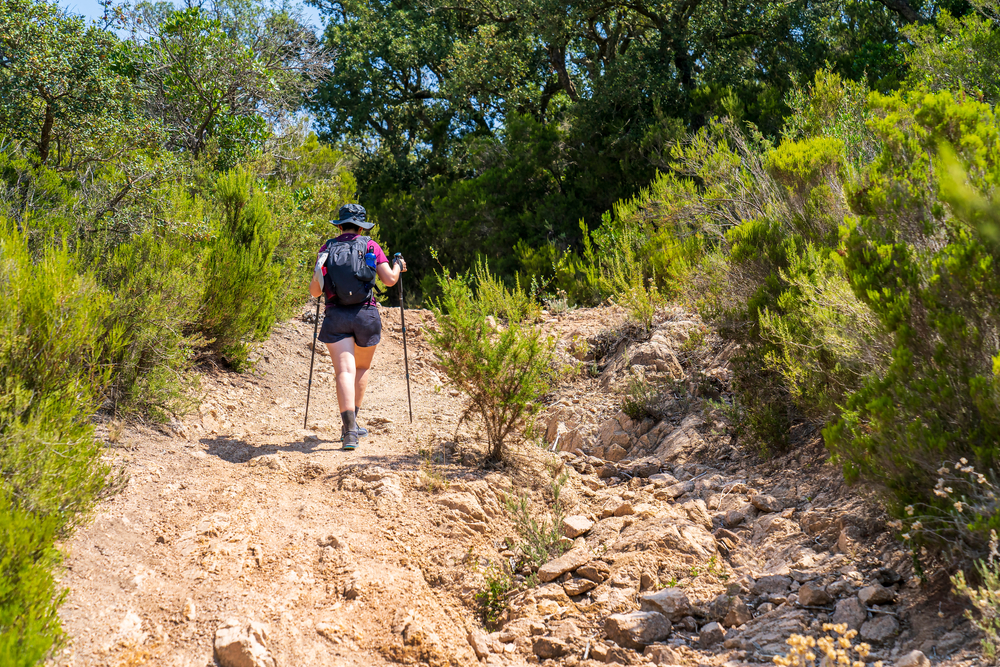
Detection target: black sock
<box><xmin>341</xmin><ymin>410</ymin><xmax>357</xmax><ymax>432</ymax></box>
<box><xmin>355</xmin><ymin>406</ymin><xmax>360</xmax><ymax>418</ymax></box>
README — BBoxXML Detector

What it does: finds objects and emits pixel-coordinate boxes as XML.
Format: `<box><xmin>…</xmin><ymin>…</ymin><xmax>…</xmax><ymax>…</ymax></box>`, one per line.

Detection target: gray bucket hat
<box><xmin>333</xmin><ymin>203</ymin><xmax>374</xmax><ymax>230</ymax></box>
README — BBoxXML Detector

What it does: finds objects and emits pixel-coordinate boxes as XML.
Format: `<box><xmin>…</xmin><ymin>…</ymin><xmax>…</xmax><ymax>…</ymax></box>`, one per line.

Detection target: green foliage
<box><xmin>0</xmin><ymin>0</ymin><xmax>156</xmax><ymax>167</ymax></box>
<box><xmin>504</xmin><ymin>471</ymin><xmax>569</xmax><ymax>567</ymax></box>
<box><xmin>201</xmin><ymin>168</ymin><xmax>282</xmax><ymax>369</ymax></box>
<box><xmin>96</xmin><ymin>230</ymin><xmax>204</xmax><ymax>420</ymax></box>
<box><xmin>429</xmin><ymin>264</ymin><xmax>556</xmax><ymax>462</ymax></box>
<box><xmin>953</xmin><ymin>530</ymin><xmax>1000</xmax><ymax>660</ymax></box>
<box><xmin>0</xmin><ymin>224</ymin><xmax>119</xmax><ymax>664</ymax></box>
<box><xmin>0</xmin><ymin>490</ymin><xmax>65</xmax><ymax>666</ymax></box>
<box><xmin>475</xmin><ymin>562</ymin><xmax>513</xmax><ymax>630</ymax></box>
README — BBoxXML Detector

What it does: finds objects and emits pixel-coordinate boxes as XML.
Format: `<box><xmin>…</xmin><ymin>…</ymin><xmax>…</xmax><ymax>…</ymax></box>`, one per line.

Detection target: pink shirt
<box><xmin>318</xmin><ymin>234</ymin><xmax>389</xmax><ymax>307</ymax></box>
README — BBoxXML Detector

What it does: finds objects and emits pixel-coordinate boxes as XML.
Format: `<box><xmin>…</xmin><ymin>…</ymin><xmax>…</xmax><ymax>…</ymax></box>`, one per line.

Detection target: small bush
<box><xmin>953</xmin><ymin>530</ymin><xmax>1000</xmax><ymax>661</ymax></box>
<box><xmin>772</xmin><ymin>623</ymin><xmax>880</xmax><ymax>667</ymax></box>
<box><xmin>475</xmin><ymin>562</ymin><xmax>513</xmax><ymax>630</ymax></box>
<box><xmin>504</xmin><ymin>471</ymin><xmax>569</xmax><ymax>567</ymax></box>
<box><xmin>201</xmin><ymin>168</ymin><xmax>283</xmax><ymax>369</ymax></box>
<box><xmin>96</xmin><ymin>230</ymin><xmax>204</xmax><ymax>420</ymax></box>
<box><xmin>429</xmin><ymin>264</ymin><xmax>556</xmax><ymax>462</ymax></box>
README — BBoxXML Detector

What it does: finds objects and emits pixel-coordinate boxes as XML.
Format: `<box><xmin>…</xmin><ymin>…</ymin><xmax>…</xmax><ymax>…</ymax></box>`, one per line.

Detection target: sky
<box><xmin>58</xmin><ymin>0</ymin><xmax>325</xmax><ymax>33</ymax></box>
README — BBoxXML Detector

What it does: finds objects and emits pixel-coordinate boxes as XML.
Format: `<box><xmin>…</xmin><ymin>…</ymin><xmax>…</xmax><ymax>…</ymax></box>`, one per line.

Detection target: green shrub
<box><xmin>429</xmin><ymin>264</ymin><xmax>556</xmax><ymax>462</ymax></box>
<box><xmin>504</xmin><ymin>471</ymin><xmax>569</xmax><ymax>567</ymax></box>
<box><xmin>823</xmin><ymin>90</ymin><xmax>1000</xmax><ymax>550</ymax></box>
<box><xmin>96</xmin><ymin>230</ymin><xmax>204</xmax><ymax>420</ymax></box>
<box><xmin>201</xmin><ymin>168</ymin><xmax>282</xmax><ymax>369</ymax></box>
<box><xmin>0</xmin><ymin>223</ymin><xmax>118</xmax><ymax>664</ymax></box>
<box><xmin>475</xmin><ymin>562</ymin><xmax>513</xmax><ymax>630</ymax></box>
<box><xmin>953</xmin><ymin>530</ymin><xmax>1000</xmax><ymax>661</ymax></box>
<box><xmin>0</xmin><ymin>490</ymin><xmax>65</xmax><ymax>666</ymax></box>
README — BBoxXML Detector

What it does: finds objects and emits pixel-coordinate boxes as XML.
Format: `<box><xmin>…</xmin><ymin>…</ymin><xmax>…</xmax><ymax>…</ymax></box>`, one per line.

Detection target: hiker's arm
<box><xmin>310</xmin><ymin>250</ymin><xmax>327</xmax><ymax>298</ymax></box>
<box><xmin>309</xmin><ymin>274</ymin><xmax>323</xmax><ymax>298</ymax></box>
<box><xmin>377</xmin><ymin>258</ymin><xmax>406</xmax><ymax>287</ymax></box>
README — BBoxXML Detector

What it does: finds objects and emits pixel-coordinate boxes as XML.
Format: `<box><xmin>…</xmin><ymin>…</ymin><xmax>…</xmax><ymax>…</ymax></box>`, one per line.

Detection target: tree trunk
<box><xmin>38</xmin><ymin>104</ymin><xmax>54</xmax><ymax>164</ymax></box>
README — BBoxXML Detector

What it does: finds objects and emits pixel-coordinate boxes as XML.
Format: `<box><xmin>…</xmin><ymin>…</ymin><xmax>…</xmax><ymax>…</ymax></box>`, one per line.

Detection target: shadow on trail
<box><xmin>200</xmin><ymin>434</ymin><xmax>341</xmax><ymax>463</ymax></box>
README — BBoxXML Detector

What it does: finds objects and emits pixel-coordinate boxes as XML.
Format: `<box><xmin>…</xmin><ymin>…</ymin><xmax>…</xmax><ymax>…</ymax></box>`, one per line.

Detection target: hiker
<box><xmin>309</xmin><ymin>203</ymin><xmax>406</xmax><ymax>450</ymax></box>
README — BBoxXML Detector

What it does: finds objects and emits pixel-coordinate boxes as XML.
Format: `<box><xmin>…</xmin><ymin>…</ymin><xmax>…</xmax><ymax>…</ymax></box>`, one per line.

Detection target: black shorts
<box><xmin>318</xmin><ymin>304</ymin><xmax>382</xmax><ymax>347</ymax></box>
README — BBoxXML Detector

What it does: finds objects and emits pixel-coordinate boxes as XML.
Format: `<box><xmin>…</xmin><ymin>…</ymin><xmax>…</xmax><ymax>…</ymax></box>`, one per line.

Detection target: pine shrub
<box><xmin>201</xmin><ymin>168</ymin><xmax>282</xmax><ymax>369</ymax></box>
<box><xmin>429</xmin><ymin>266</ymin><xmax>556</xmax><ymax>462</ymax></box>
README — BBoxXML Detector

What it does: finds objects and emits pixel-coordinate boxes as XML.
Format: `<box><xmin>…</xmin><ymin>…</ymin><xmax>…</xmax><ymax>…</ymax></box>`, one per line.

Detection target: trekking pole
<box><xmin>395</xmin><ymin>253</ymin><xmax>413</xmax><ymax>423</ymax></box>
<box><xmin>304</xmin><ymin>295</ymin><xmax>321</xmax><ymax>429</ymax></box>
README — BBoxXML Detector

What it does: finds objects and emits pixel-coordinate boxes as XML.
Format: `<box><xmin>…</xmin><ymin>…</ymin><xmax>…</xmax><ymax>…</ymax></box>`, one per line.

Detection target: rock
<box><xmin>562</xmin><ymin>515</ymin><xmax>594</xmax><ymax>538</ymax></box>
<box><xmin>629</xmin><ymin>458</ymin><xmax>661</xmax><ymax>478</ymax></box>
<box><xmin>613</xmin><ymin>501</ymin><xmax>635</xmax><ymax>517</ymax></box>
<box><xmin>682</xmin><ymin>499</ymin><xmax>713</xmax><ymax>531</ymax></box>
<box><xmin>859</xmin><ymin>615</ymin><xmax>899</xmax><ymax>644</ymax></box>
<box><xmin>837</xmin><ymin>525</ymin><xmax>863</xmax><ymax>553</ymax></box>
<box><xmin>639</xmin><ymin>589</ymin><xmax>691</xmax><ymax>621</ymax></box>
<box><xmin>605</xmin><ymin>611</ymin><xmax>672</xmax><ymax>650</ymax></box>
<box><xmin>831</xmin><ymin>598</ymin><xmax>867</xmax><ymax>631</ymax></box>
<box><xmin>538</xmin><ymin>547</ymin><xmax>592</xmax><ymax>583</ymax></box>
<box><xmin>723</xmin><ymin>597</ymin><xmax>752</xmax><ymax>627</ymax></box>
<box><xmin>797</xmin><ymin>583</ymin><xmax>833</xmax><ymax>607</ymax></box>
<box><xmin>656</xmin><ymin>481</ymin><xmax>694</xmax><ymax>500</ymax></box>
<box><xmin>533</xmin><ymin>636</ymin><xmax>569</xmax><ymax>659</ymax></box>
<box><xmin>752</xmin><ymin>575</ymin><xmax>792</xmax><ymax>596</ymax></box>
<box><xmin>436</xmin><ymin>493</ymin><xmax>487</xmax><ymax>521</ymax></box>
<box><xmin>563</xmin><ymin>577</ymin><xmax>598</xmax><ymax>596</ymax></box>
<box><xmin>858</xmin><ymin>585</ymin><xmax>896</xmax><ymax>606</ymax></box>
<box><xmin>653</xmin><ymin>416</ymin><xmax>707</xmax><ymax>464</ymax></box>
<box><xmin>614</xmin><ymin>515</ymin><xmax>718</xmax><ymax>559</ymax></box>
<box><xmin>827</xmin><ymin>579</ymin><xmax>855</xmax><ymax>598</ymax></box>
<box><xmin>576</xmin><ymin>560</ymin><xmax>611</xmax><ymax>583</ymax></box>
<box><xmin>714</xmin><ymin>528</ymin><xmax>740</xmax><ymax>544</ymax></box>
<box><xmin>875</xmin><ymin>568</ymin><xmax>902</xmax><ymax>586</ymax></box>
<box><xmin>116</xmin><ymin>611</ymin><xmax>147</xmax><ymax>647</ymax></box>
<box><xmin>750</xmin><ymin>494</ymin><xmax>783</xmax><ymax>513</ymax></box>
<box><xmin>549</xmin><ymin>620</ymin><xmax>581</xmax><ymax>640</ymax></box>
<box><xmin>896</xmin><ymin>650</ymin><xmax>930</xmax><ymax>667</ymax></box>
<box><xmin>605</xmin><ymin>443</ymin><xmax>628</xmax><ymax>462</ymax></box>
<box><xmin>598</xmin><ymin>464</ymin><xmax>619</xmax><ymax>479</ymax></box>
<box><xmin>183</xmin><ymin>600</ymin><xmax>197</xmax><ymax>621</ymax></box>
<box><xmin>935</xmin><ymin>630</ymin><xmax>966</xmax><ymax>654</ymax></box>
<box><xmin>649</xmin><ymin>473</ymin><xmax>679</xmax><ymax>486</ymax></box>
<box><xmin>644</xmin><ymin>644</ymin><xmax>683</xmax><ymax>665</ymax></box>
<box><xmin>214</xmin><ymin>620</ymin><xmax>276</xmax><ymax>667</ymax></box>
<box><xmin>699</xmin><ymin>621</ymin><xmax>725</xmax><ymax>646</ymax></box>
<box><xmin>724</xmin><ymin>510</ymin><xmax>745</xmax><ymax>527</ymax></box>
<box><xmin>468</xmin><ymin>631</ymin><xmax>490</xmax><ymax>659</ymax></box>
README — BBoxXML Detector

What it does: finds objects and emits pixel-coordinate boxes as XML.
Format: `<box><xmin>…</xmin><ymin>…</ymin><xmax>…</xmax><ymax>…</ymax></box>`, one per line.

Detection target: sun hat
<box><xmin>333</xmin><ymin>203</ymin><xmax>374</xmax><ymax>230</ymax></box>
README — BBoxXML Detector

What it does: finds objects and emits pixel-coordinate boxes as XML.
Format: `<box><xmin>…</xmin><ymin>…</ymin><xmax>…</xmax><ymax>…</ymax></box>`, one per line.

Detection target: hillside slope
<box><xmin>51</xmin><ymin>305</ymin><xmax>979</xmax><ymax>667</ymax></box>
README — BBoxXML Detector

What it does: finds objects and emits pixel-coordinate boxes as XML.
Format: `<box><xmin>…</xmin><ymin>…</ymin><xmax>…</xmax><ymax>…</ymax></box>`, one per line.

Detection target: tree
<box><xmin>0</xmin><ymin>0</ymin><xmax>153</xmax><ymax>168</ymax></box>
<box><xmin>129</xmin><ymin>0</ymin><xmax>330</xmax><ymax>166</ymax></box>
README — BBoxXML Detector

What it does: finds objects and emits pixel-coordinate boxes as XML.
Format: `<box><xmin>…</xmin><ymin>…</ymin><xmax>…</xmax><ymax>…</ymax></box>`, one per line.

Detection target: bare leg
<box><xmin>353</xmin><ymin>344</ymin><xmax>378</xmax><ymax>409</ymax></box>
<box><xmin>327</xmin><ymin>338</ymin><xmax>357</xmax><ymax>414</ymax></box>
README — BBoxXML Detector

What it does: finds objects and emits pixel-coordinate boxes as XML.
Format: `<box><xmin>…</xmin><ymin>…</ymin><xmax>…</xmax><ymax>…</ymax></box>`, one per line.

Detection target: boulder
<box><xmin>859</xmin><ymin>615</ymin><xmax>899</xmax><ymax>644</ymax></box>
<box><xmin>797</xmin><ymin>583</ymin><xmax>833</xmax><ymax>607</ymax></box>
<box><xmin>605</xmin><ymin>443</ymin><xmax>628</xmax><ymax>462</ymax></box>
<box><xmin>639</xmin><ymin>589</ymin><xmax>691</xmax><ymax>621</ymax></box>
<box><xmin>563</xmin><ymin>578</ymin><xmax>597</xmax><ymax>596</ymax></box>
<box><xmin>576</xmin><ymin>560</ymin><xmax>611</xmax><ymax>583</ymax></box>
<box><xmin>698</xmin><ymin>621</ymin><xmax>725</xmax><ymax>646</ymax></box>
<box><xmin>682</xmin><ymin>499</ymin><xmax>713</xmax><ymax>531</ymax></box>
<box><xmin>605</xmin><ymin>611</ymin><xmax>672</xmax><ymax>650</ymax></box>
<box><xmin>613</xmin><ymin>501</ymin><xmax>635</xmax><ymax>517</ymax></box>
<box><xmin>537</xmin><ymin>547</ymin><xmax>591</xmax><ymax>583</ymax></box>
<box><xmin>214</xmin><ymin>620</ymin><xmax>276</xmax><ymax>667</ymax></box>
<box><xmin>644</xmin><ymin>644</ymin><xmax>684</xmax><ymax>665</ymax></box>
<box><xmin>752</xmin><ymin>575</ymin><xmax>792</xmax><ymax>596</ymax></box>
<box><xmin>751</xmin><ymin>494</ymin><xmax>783</xmax><ymax>513</ymax></box>
<box><xmin>723</xmin><ymin>597</ymin><xmax>752</xmax><ymax>627</ymax></box>
<box><xmin>896</xmin><ymin>651</ymin><xmax>930</xmax><ymax>667</ymax></box>
<box><xmin>831</xmin><ymin>598</ymin><xmax>867</xmax><ymax>631</ymax></box>
<box><xmin>858</xmin><ymin>585</ymin><xmax>896</xmax><ymax>606</ymax></box>
<box><xmin>467</xmin><ymin>631</ymin><xmax>490</xmax><ymax>659</ymax></box>
<box><xmin>435</xmin><ymin>493</ymin><xmax>486</xmax><ymax>521</ymax></box>
<box><xmin>562</xmin><ymin>515</ymin><xmax>594</xmax><ymax>538</ymax></box>
<box><xmin>532</xmin><ymin>637</ymin><xmax>568</xmax><ymax>659</ymax></box>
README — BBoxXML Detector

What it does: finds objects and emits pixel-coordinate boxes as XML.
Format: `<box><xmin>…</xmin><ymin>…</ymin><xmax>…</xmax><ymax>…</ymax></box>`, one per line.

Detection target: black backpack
<box><xmin>324</xmin><ymin>236</ymin><xmax>378</xmax><ymax>305</ymax></box>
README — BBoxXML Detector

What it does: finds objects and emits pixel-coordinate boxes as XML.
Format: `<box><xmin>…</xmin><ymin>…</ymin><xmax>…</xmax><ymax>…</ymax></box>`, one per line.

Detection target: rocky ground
<box><xmin>51</xmin><ymin>304</ymin><xmax>981</xmax><ymax>667</ymax></box>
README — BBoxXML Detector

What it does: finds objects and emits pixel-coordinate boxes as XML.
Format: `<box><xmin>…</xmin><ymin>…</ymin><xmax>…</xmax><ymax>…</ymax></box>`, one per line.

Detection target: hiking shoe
<box><xmin>342</xmin><ymin>429</ymin><xmax>359</xmax><ymax>451</ymax></box>
<box><xmin>341</xmin><ymin>424</ymin><xmax>368</xmax><ymax>441</ymax></box>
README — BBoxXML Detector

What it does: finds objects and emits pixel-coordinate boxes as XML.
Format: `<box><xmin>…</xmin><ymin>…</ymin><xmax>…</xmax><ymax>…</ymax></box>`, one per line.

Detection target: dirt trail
<box><xmin>50</xmin><ymin>305</ymin><xmax>979</xmax><ymax>667</ymax></box>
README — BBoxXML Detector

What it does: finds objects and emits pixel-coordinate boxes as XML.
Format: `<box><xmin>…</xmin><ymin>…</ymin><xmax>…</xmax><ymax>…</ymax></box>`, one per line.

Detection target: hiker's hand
<box><xmin>395</xmin><ymin>257</ymin><xmax>407</xmax><ymax>272</ymax></box>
